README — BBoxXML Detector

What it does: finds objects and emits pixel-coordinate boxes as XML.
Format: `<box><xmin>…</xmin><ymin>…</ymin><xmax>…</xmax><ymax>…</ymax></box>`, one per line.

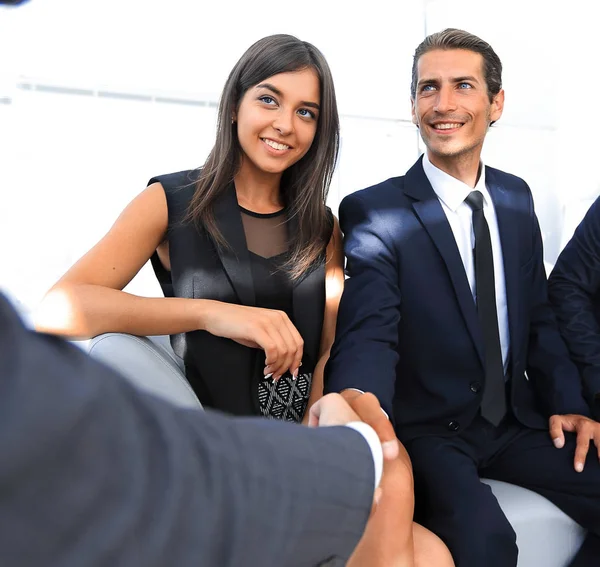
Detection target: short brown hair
<box><xmin>410</xmin><ymin>28</ymin><xmax>502</xmax><ymax>103</ymax></box>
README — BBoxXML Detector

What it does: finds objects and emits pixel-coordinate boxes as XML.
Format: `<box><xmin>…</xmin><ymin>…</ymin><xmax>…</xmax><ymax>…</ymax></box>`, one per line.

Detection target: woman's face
<box><xmin>234</xmin><ymin>68</ymin><xmax>320</xmax><ymax>178</ymax></box>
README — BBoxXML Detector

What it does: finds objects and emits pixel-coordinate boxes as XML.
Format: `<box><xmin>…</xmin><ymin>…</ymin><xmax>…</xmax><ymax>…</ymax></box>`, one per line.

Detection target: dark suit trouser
<box><xmin>406</xmin><ymin>413</ymin><xmax>600</xmax><ymax>567</ymax></box>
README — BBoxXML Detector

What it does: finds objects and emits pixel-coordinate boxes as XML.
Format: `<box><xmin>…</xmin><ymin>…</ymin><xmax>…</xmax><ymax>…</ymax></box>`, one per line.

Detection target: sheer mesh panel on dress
<box><xmin>239</xmin><ymin>207</ymin><xmax>289</xmax><ymax>259</ymax></box>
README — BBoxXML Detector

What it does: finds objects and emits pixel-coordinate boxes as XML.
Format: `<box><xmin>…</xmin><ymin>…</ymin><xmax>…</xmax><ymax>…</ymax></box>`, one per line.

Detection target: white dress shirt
<box><xmin>345</xmin><ymin>422</ymin><xmax>383</xmax><ymax>490</ymax></box>
<box><xmin>422</xmin><ymin>152</ymin><xmax>510</xmax><ymax>371</ymax></box>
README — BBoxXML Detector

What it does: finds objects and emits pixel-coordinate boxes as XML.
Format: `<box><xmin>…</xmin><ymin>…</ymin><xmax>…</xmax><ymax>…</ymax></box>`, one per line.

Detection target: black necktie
<box><xmin>465</xmin><ymin>190</ymin><xmax>507</xmax><ymax>426</ymax></box>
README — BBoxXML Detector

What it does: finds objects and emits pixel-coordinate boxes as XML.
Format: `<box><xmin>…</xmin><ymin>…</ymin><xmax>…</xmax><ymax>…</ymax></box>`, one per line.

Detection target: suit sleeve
<box><xmin>548</xmin><ymin>196</ymin><xmax>600</xmax><ymax>411</ymax></box>
<box><xmin>0</xmin><ymin>295</ymin><xmax>374</xmax><ymax>567</ymax></box>
<box><xmin>325</xmin><ymin>192</ymin><xmax>401</xmax><ymax>418</ymax></box>
<box><xmin>523</xmin><ymin>192</ymin><xmax>591</xmax><ymax>417</ymax></box>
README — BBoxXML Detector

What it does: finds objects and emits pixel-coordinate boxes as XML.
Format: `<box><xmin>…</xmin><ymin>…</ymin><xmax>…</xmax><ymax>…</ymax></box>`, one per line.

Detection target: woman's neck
<box><xmin>234</xmin><ymin>161</ymin><xmax>284</xmax><ymax>213</ymax></box>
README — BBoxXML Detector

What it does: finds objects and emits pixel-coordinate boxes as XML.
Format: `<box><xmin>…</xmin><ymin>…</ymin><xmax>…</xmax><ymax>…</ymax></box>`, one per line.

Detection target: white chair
<box><xmin>87</xmin><ymin>333</ymin><xmax>200</xmax><ymax>409</ymax></box>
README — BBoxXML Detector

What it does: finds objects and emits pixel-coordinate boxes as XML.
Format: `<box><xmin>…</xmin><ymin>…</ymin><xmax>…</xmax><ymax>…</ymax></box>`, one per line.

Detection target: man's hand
<box><xmin>307</xmin><ymin>393</ymin><xmax>362</xmax><ymax>427</ymax></box>
<box><xmin>344</xmin><ymin>391</ymin><xmax>415</xmax><ymax>567</ymax></box>
<box><xmin>315</xmin><ymin>391</ymin><xmax>418</xmax><ymax>566</ymax></box>
<box><xmin>550</xmin><ymin>414</ymin><xmax>600</xmax><ymax>472</ymax></box>
<box><xmin>344</xmin><ymin>390</ymin><xmax>411</xmax><ymax>473</ymax></box>
<box><xmin>346</xmin><ymin>392</ymin><xmax>403</xmax><ymax>462</ymax></box>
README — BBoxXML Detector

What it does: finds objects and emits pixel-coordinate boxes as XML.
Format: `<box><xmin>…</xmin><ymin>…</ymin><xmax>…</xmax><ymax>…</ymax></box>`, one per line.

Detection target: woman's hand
<box><xmin>201</xmin><ymin>301</ymin><xmax>303</xmax><ymax>380</ymax></box>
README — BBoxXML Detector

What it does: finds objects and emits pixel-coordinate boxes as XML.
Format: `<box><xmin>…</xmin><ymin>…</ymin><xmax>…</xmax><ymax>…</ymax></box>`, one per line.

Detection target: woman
<box><xmin>36</xmin><ymin>34</ymin><xmax>341</xmax><ymax>423</ymax></box>
<box><xmin>35</xmin><ymin>34</ymin><xmax>455</xmax><ymax>567</ymax></box>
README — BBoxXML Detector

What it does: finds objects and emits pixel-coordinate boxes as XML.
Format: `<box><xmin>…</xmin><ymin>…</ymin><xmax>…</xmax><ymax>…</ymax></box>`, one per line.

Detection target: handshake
<box><xmin>308</xmin><ymin>391</ymin><xmax>416</xmax><ymax>567</ymax></box>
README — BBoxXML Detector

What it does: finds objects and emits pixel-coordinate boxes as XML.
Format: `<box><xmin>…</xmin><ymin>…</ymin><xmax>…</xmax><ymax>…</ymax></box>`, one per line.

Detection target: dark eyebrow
<box><xmin>301</xmin><ymin>100</ymin><xmax>320</xmax><ymax>110</ymax></box>
<box><xmin>255</xmin><ymin>82</ymin><xmax>320</xmax><ymax>111</ymax></box>
<box><xmin>417</xmin><ymin>75</ymin><xmax>480</xmax><ymax>87</ymax></box>
<box><xmin>417</xmin><ymin>78</ymin><xmax>438</xmax><ymax>88</ymax></box>
<box><xmin>453</xmin><ymin>76</ymin><xmax>479</xmax><ymax>84</ymax></box>
<box><xmin>256</xmin><ymin>82</ymin><xmax>283</xmax><ymax>96</ymax></box>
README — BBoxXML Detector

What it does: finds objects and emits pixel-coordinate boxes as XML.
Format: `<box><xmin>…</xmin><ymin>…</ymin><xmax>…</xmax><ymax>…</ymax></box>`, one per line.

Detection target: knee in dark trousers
<box><xmin>436</xmin><ymin>499</ymin><xmax>518</xmax><ymax>567</ymax></box>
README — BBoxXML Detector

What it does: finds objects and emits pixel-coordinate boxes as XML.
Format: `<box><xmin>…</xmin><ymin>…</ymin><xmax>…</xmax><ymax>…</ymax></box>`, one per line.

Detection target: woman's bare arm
<box><xmin>34</xmin><ymin>183</ymin><xmax>208</xmax><ymax>338</ymax></box>
<box><xmin>34</xmin><ymin>183</ymin><xmax>306</xmax><ymax>377</ymax></box>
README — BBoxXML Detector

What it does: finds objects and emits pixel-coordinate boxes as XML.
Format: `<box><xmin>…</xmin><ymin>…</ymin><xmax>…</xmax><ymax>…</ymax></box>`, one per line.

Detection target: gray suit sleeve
<box><xmin>0</xmin><ymin>295</ymin><xmax>374</xmax><ymax>567</ymax></box>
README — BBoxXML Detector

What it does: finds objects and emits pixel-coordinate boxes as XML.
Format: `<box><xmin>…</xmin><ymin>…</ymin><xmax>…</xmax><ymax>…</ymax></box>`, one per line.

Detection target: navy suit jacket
<box><xmin>326</xmin><ymin>157</ymin><xmax>590</xmax><ymax>442</ymax></box>
<box><xmin>549</xmin><ymin>195</ymin><xmax>600</xmax><ymax>411</ymax></box>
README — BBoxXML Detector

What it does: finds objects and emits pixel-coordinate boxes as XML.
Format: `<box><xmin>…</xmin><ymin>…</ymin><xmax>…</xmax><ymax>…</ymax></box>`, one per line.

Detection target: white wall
<box><xmin>1</xmin><ymin>0</ymin><xmax>598</xmax><ymax>311</ymax></box>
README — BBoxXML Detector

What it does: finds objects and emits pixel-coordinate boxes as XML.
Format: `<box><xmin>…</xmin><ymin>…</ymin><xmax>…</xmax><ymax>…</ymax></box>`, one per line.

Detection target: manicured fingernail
<box><xmin>265</xmin><ymin>373</ymin><xmax>273</xmax><ymax>380</ymax></box>
<box><xmin>553</xmin><ymin>438</ymin><xmax>564</xmax><ymax>449</ymax></box>
<box><xmin>292</xmin><ymin>368</ymin><xmax>298</xmax><ymax>380</ymax></box>
<box><xmin>576</xmin><ymin>462</ymin><xmax>584</xmax><ymax>473</ymax></box>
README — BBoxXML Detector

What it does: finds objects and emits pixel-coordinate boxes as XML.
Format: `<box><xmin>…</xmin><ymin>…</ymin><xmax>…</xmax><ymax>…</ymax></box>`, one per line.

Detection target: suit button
<box><xmin>447</xmin><ymin>421</ymin><xmax>460</xmax><ymax>432</ymax></box>
<box><xmin>470</xmin><ymin>381</ymin><xmax>482</xmax><ymax>393</ymax></box>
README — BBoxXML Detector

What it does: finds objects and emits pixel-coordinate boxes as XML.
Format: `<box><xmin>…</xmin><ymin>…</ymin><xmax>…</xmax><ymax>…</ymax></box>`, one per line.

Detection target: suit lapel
<box><xmin>486</xmin><ymin>168</ymin><xmax>519</xmax><ymax>373</ymax></box>
<box><xmin>405</xmin><ymin>158</ymin><xmax>484</xmax><ymax>365</ymax></box>
<box><xmin>213</xmin><ymin>183</ymin><xmax>256</xmax><ymax>307</ymax></box>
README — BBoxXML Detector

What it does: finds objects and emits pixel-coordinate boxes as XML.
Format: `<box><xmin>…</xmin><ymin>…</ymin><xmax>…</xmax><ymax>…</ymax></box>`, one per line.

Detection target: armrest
<box><xmin>87</xmin><ymin>333</ymin><xmax>202</xmax><ymax>410</ymax></box>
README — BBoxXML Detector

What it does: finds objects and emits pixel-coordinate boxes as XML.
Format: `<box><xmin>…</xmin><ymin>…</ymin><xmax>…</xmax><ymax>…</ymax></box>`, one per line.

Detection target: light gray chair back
<box><xmin>87</xmin><ymin>333</ymin><xmax>201</xmax><ymax>410</ymax></box>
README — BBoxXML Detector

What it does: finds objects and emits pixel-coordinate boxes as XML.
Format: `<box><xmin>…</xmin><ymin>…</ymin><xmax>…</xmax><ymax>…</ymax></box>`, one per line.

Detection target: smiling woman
<box><xmin>36</xmin><ymin>34</ymin><xmax>342</xmax><ymax>423</ymax></box>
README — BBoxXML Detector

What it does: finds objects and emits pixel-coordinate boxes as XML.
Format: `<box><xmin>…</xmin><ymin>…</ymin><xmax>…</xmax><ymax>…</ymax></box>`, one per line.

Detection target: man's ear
<box><xmin>410</xmin><ymin>99</ymin><xmax>419</xmax><ymax>128</ymax></box>
<box><xmin>489</xmin><ymin>89</ymin><xmax>505</xmax><ymax>125</ymax></box>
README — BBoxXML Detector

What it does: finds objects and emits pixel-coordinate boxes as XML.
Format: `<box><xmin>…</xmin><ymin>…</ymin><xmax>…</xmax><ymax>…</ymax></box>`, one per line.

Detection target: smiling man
<box><xmin>326</xmin><ymin>28</ymin><xmax>600</xmax><ymax>567</ymax></box>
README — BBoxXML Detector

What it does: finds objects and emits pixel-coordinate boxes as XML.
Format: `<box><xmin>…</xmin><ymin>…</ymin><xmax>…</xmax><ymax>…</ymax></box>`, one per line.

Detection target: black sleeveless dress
<box><xmin>149</xmin><ymin>171</ymin><xmax>331</xmax><ymax>423</ymax></box>
<box><xmin>240</xmin><ymin>205</ymin><xmax>313</xmax><ymax>422</ymax></box>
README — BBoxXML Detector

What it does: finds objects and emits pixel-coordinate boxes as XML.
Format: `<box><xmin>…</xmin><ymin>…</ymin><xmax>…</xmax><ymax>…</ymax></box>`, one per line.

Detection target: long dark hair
<box><xmin>188</xmin><ymin>34</ymin><xmax>339</xmax><ymax>279</ymax></box>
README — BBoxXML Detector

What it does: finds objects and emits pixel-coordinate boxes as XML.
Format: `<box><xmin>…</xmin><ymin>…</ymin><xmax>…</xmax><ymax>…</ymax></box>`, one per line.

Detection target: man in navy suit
<box><xmin>549</xmin><ymin>196</ymin><xmax>600</xmax><ymax>419</ymax></box>
<box><xmin>326</xmin><ymin>28</ymin><xmax>600</xmax><ymax>567</ymax></box>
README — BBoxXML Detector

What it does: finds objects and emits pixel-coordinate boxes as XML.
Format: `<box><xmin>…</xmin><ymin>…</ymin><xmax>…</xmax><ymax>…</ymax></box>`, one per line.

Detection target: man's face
<box><xmin>411</xmin><ymin>48</ymin><xmax>504</xmax><ymax>162</ymax></box>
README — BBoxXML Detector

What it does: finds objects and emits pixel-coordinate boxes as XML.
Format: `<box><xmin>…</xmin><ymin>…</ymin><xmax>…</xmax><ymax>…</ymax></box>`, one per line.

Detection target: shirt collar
<box><xmin>422</xmin><ymin>151</ymin><xmax>489</xmax><ymax>212</ymax></box>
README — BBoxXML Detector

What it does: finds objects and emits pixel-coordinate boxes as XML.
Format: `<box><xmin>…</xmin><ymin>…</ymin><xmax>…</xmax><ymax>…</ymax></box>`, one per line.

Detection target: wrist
<box><xmin>194</xmin><ymin>299</ymin><xmax>217</xmax><ymax>331</ymax></box>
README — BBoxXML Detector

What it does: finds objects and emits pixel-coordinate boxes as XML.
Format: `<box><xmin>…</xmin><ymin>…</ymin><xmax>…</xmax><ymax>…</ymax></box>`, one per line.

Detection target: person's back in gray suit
<box><xmin>0</xmin><ymin>293</ymin><xmax>378</xmax><ymax>566</ymax></box>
